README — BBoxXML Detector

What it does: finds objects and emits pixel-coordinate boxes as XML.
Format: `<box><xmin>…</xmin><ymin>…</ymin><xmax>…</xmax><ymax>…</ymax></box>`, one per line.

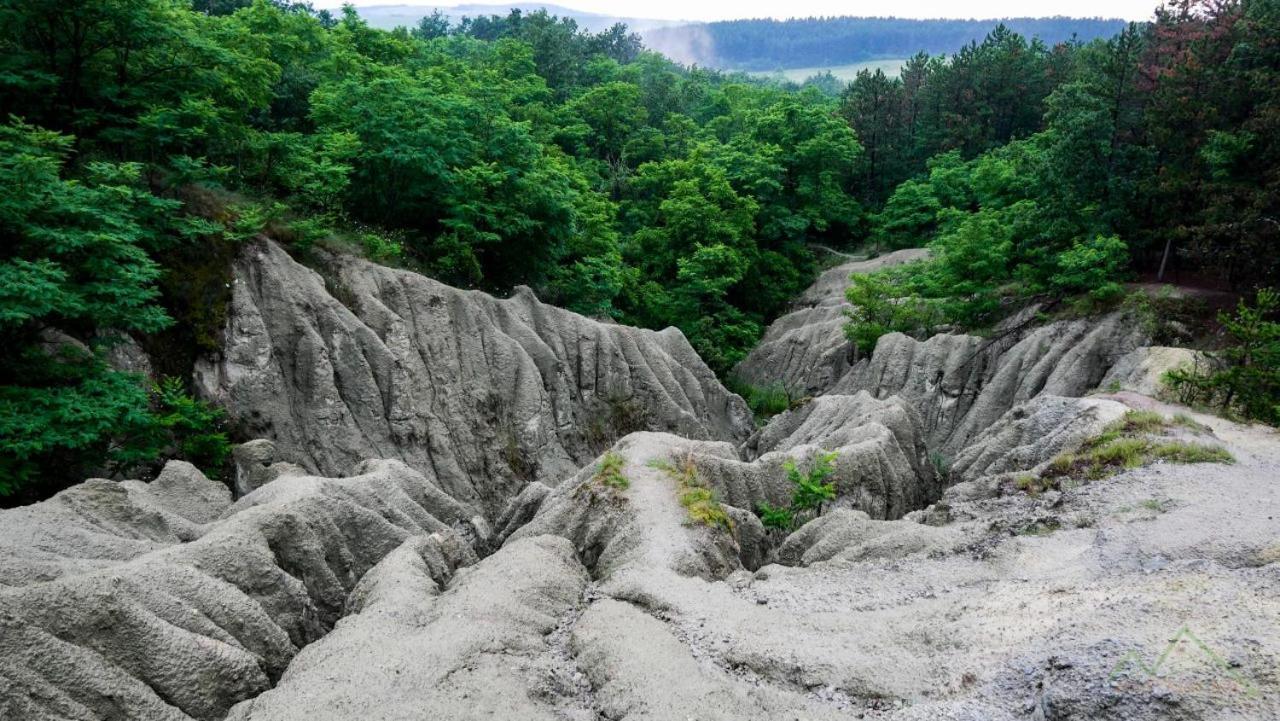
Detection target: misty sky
<box><xmin>318</xmin><ymin>0</ymin><xmax>1158</xmax><ymax>22</ymax></box>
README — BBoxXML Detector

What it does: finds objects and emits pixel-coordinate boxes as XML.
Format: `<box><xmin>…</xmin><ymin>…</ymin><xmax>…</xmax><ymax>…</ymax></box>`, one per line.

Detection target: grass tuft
<box><xmin>1024</xmin><ymin>410</ymin><xmax>1234</xmax><ymax>492</ymax></box>
<box><xmin>652</xmin><ymin>454</ymin><xmax>733</xmax><ymax>531</ymax></box>
<box><xmin>594</xmin><ymin>451</ymin><xmax>629</xmax><ymax>490</ymax></box>
<box><xmin>728</xmin><ymin>379</ymin><xmax>805</xmax><ymax>424</ymax></box>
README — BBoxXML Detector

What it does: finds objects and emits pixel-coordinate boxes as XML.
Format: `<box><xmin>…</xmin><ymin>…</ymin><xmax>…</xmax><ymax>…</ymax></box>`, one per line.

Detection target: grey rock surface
<box><xmin>727</xmin><ymin>392</ymin><xmax>941</xmax><ymax>520</ymax></box>
<box><xmin>833</xmin><ymin>312</ymin><xmax>1148</xmax><ymax>456</ymax></box>
<box><xmin>949</xmin><ymin>395</ymin><xmax>1130</xmax><ymax>482</ymax></box>
<box><xmin>0</xmin><ymin>460</ymin><xmax>482</xmax><ymax>720</ymax></box>
<box><xmin>226</xmin><ymin>535</ymin><xmax>586</xmax><ymax>721</ymax></box>
<box><xmin>196</xmin><ymin>240</ymin><xmax>753</xmax><ymax>515</ymax></box>
<box><xmin>5</xmin><ymin>242</ymin><xmax>1276</xmax><ymax>721</ymax></box>
<box><xmin>733</xmin><ymin>248</ymin><xmax>929</xmax><ymax>396</ymax></box>
<box><xmin>230</xmin><ymin>439</ymin><xmax>306</xmax><ymax>497</ymax></box>
<box><xmin>4</xmin><ymin>394</ymin><xmax>1276</xmax><ymax>721</ymax></box>
<box><xmin>1099</xmin><ymin>345</ymin><xmax>1212</xmax><ymax>398</ymax></box>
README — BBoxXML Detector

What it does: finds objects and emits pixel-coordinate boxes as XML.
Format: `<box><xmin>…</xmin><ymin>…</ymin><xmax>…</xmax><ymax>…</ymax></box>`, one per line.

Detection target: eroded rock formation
<box><xmin>0</xmin><ymin>460</ymin><xmax>477</xmax><ymax>720</ymax></box>
<box><xmin>4</xmin><ymin>241</ymin><xmax>1276</xmax><ymax>721</ymax></box>
<box><xmin>832</xmin><ymin>312</ymin><xmax>1148</xmax><ymax>456</ymax></box>
<box><xmin>196</xmin><ymin>240</ymin><xmax>754</xmax><ymax>515</ymax></box>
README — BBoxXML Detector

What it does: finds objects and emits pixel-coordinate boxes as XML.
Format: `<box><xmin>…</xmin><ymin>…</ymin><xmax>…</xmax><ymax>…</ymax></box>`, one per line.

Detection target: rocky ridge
<box><xmin>196</xmin><ymin>240</ymin><xmax>753</xmax><ymax>515</ymax></box>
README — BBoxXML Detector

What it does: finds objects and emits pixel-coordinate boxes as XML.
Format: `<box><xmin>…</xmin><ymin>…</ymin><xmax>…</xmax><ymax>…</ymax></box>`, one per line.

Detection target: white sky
<box><xmin>318</xmin><ymin>1</ymin><xmax>1158</xmax><ymax>23</ymax></box>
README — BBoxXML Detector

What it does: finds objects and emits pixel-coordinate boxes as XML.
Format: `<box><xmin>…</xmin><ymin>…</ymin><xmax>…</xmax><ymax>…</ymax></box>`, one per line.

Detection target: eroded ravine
<box><xmin>3</xmin><ymin>241</ymin><xmax>1276</xmax><ymax>721</ymax></box>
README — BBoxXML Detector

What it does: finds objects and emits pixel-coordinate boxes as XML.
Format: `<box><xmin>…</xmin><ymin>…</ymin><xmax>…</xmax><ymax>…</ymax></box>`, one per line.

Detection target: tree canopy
<box><xmin>0</xmin><ymin>0</ymin><xmax>1276</xmax><ymax>497</ymax></box>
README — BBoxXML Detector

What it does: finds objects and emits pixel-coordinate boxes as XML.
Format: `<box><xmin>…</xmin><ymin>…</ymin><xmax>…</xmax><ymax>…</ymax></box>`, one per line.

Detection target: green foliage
<box><xmin>0</xmin><ymin>365</ymin><xmax>231</xmax><ymax>497</ymax></box>
<box><xmin>786</xmin><ymin>450</ymin><xmax>839</xmax><ymax>514</ymax></box>
<box><xmin>593</xmin><ymin>450</ymin><xmax>629</xmax><ymax>490</ymax></box>
<box><xmin>117</xmin><ymin>377</ymin><xmax>233</xmax><ymax>477</ymax></box>
<box><xmin>845</xmin><ymin>119</ymin><xmax>1136</xmax><ymax>348</ymax></box>
<box><xmin>0</xmin><ymin>120</ymin><xmax>226</xmax><ymax>497</ymax></box>
<box><xmin>681</xmin><ymin>485</ymin><xmax>733</xmax><ymax>531</ymax></box>
<box><xmin>359</xmin><ymin>231</ymin><xmax>405</xmax><ymax>265</ymax></box>
<box><xmin>843</xmin><ymin>269</ymin><xmax>942</xmax><ymax>355</ymax></box>
<box><xmin>0</xmin><ymin>121</ymin><xmax>178</xmax><ymax>335</ymax></box>
<box><xmin>729</xmin><ymin>380</ymin><xmax>794</xmax><ymax>422</ymax></box>
<box><xmin>3</xmin><ymin>0</ymin><xmax>1278</xmax><ymax>502</ymax></box>
<box><xmin>756</xmin><ymin>500</ymin><xmax>794</xmax><ymax>531</ymax></box>
<box><xmin>1166</xmin><ymin>289</ymin><xmax>1280</xmax><ymax>426</ymax></box>
<box><xmin>752</xmin><ymin>450</ymin><xmax>840</xmax><ymax>532</ymax></box>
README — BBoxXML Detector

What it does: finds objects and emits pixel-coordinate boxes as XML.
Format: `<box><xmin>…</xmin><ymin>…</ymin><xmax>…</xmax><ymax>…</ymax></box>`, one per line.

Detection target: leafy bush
<box><xmin>756</xmin><ymin>501</ymin><xmax>794</xmax><ymax>531</ymax></box>
<box><xmin>786</xmin><ymin>451</ymin><xmax>839</xmax><ymax>515</ymax></box>
<box><xmin>844</xmin><ymin>112</ymin><xmax>1139</xmax><ymax>353</ymax></box>
<box><xmin>1</xmin><ymin>371</ymin><xmax>232</xmax><ymax>498</ymax></box>
<box><xmin>843</xmin><ymin>270</ymin><xmax>942</xmax><ymax>356</ymax></box>
<box><xmin>0</xmin><ymin>121</ymin><xmax>224</xmax><ymax>498</ymax></box>
<box><xmin>755</xmin><ymin>450</ymin><xmax>840</xmax><ymax>531</ymax></box>
<box><xmin>728</xmin><ymin>379</ymin><xmax>796</xmax><ymax>422</ymax></box>
<box><xmin>1166</xmin><ymin>289</ymin><xmax>1280</xmax><ymax>426</ymax></box>
<box><xmin>138</xmin><ymin>378</ymin><xmax>233</xmax><ymax>476</ymax></box>
<box><xmin>359</xmin><ymin>230</ymin><xmax>405</xmax><ymax>264</ymax></box>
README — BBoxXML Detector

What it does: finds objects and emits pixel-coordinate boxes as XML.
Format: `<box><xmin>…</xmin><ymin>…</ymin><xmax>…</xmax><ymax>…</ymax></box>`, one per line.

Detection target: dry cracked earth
<box><xmin>2</xmin><ymin>241</ymin><xmax>1277</xmax><ymax>721</ymax></box>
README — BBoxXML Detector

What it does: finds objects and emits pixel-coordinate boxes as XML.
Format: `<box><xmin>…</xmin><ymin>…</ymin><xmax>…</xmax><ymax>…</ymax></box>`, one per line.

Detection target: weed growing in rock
<box><xmin>681</xmin><ymin>486</ymin><xmax>733</xmax><ymax>530</ymax></box>
<box><xmin>1015</xmin><ymin>519</ymin><xmax>1062</xmax><ymax>536</ymax></box>
<box><xmin>649</xmin><ymin>455</ymin><xmax>733</xmax><ymax>531</ymax></box>
<box><xmin>728</xmin><ymin>379</ymin><xmax>810</xmax><ymax>424</ymax></box>
<box><xmin>929</xmin><ymin>451</ymin><xmax>950</xmax><ymax>479</ymax></box>
<box><xmin>756</xmin><ymin>501</ymin><xmax>794</xmax><ymax>531</ymax></box>
<box><xmin>1014</xmin><ymin>472</ymin><xmax>1054</xmax><ymax>496</ymax></box>
<box><xmin>787</xmin><ymin>451</ymin><xmax>839</xmax><ymax>516</ymax></box>
<box><xmin>1125</xmin><ymin>498</ymin><xmax>1174</xmax><ymax>515</ymax></box>
<box><xmin>754</xmin><ymin>450</ymin><xmax>840</xmax><ymax>531</ymax></box>
<box><xmin>594</xmin><ymin>451</ymin><xmax>629</xmax><ymax>490</ymax></box>
<box><xmin>1023</xmin><ymin>410</ymin><xmax>1235</xmax><ymax>490</ymax></box>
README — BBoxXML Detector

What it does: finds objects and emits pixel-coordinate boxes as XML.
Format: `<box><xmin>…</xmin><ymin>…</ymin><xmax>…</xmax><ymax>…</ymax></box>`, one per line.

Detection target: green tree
<box><xmin>0</xmin><ymin>121</ymin><xmax>219</xmax><ymax>495</ymax></box>
<box><xmin>1167</xmin><ymin>288</ymin><xmax>1280</xmax><ymax>425</ymax></box>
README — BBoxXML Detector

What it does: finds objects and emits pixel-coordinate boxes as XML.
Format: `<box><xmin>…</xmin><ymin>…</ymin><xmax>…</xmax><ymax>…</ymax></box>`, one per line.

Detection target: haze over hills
<box><xmin>646</xmin><ymin>15</ymin><xmax>1130</xmax><ymax>69</ymax></box>
<box><xmin>356</xmin><ymin>3</ymin><xmax>686</xmax><ymax>32</ymax></box>
<box><xmin>355</xmin><ymin>3</ymin><xmax>1129</xmax><ymax>70</ymax></box>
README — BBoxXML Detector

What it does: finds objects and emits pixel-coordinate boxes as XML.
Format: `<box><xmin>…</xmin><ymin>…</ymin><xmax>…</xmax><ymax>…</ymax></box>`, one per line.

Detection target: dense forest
<box><xmin>838</xmin><ymin>1</ymin><xmax>1279</xmax><ymax>322</ymax></box>
<box><xmin>643</xmin><ymin>16</ymin><xmax>1129</xmax><ymax>69</ymax></box>
<box><xmin>0</xmin><ymin>0</ymin><xmax>1277</xmax><ymax>497</ymax></box>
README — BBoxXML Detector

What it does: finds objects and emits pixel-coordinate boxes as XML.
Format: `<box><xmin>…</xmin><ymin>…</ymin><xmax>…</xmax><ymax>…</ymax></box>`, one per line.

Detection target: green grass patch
<box><xmin>651</xmin><ymin>454</ymin><xmax>733</xmax><ymax>531</ymax></box>
<box><xmin>1112</xmin><ymin>410</ymin><xmax>1168</xmax><ymax>434</ymax></box>
<box><xmin>594</xmin><ymin>450</ymin><xmax>629</xmax><ymax>490</ymax></box>
<box><xmin>1035</xmin><ymin>410</ymin><xmax>1234</xmax><ymax>486</ymax></box>
<box><xmin>727</xmin><ymin>379</ymin><xmax>808</xmax><ymax>424</ymax></box>
<box><xmin>1171</xmin><ymin>412</ymin><xmax>1211</xmax><ymax>432</ymax></box>
<box><xmin>1016</xmin><ymin>519</ymin><xmax>1062</xmax><ymax>536</ymax></box>
<box><xmin>1150</xmin><ymin>441</ymin><xmax>1235</xmax><ymax>464</ymax></box>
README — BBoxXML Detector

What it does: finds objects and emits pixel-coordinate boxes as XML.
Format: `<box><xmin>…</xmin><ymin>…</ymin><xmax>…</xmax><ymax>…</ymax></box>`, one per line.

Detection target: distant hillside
<box><xmin>644</xmin><ymin>16</ymin><xmax>1130</xmax><ymax>69</ymax></box>
<box><xmin>357</xmin><ymin>3</ymin><xmax>684</xmax><ymax>33</ymax></box>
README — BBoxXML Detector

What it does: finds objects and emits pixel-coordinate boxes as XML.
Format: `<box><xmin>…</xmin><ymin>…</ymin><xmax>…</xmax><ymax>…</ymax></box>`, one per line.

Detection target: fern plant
<box><xmin>786</xmin><ymin>451</ymin><xmax>839</xmax><ymax>516</ymax></box>
<box><xmin>755</xmin><ymin>450</ymin><xmax>840</xmax><ymax>532</ymax></box>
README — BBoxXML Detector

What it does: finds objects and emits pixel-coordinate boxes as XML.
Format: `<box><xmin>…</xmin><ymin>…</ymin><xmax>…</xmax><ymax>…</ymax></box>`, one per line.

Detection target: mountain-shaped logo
<box><xmin>1109</xmin><ymin>626</ymin><xmax>1259</xmax><ymax>698</ymax></box>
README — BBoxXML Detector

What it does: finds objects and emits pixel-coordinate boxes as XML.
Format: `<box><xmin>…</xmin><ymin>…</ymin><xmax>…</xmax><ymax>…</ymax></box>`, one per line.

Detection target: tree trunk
<box><xmin>1157</xmin><ymin>237</ymin><xmax>1174</xmax><ymax>281</ymax></box>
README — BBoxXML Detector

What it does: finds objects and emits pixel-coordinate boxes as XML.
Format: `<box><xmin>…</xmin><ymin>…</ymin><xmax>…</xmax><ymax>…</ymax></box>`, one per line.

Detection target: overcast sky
<box><xmin>317</xmin><ymin>1</ymin><xmax>1158</xmax><ymax>22</ymax></box>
